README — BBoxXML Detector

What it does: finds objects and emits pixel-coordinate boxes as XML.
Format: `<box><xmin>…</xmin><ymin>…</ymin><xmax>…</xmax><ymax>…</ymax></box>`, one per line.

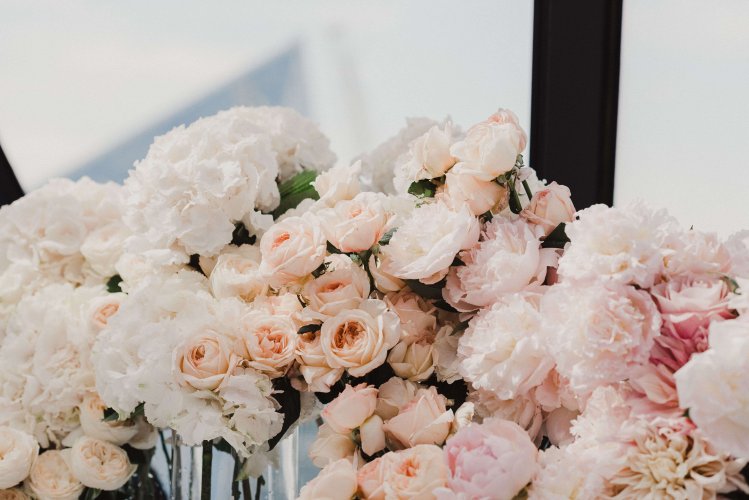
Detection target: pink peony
<box><xmin>435</xmin><ymin>418</ymin><xmax>537</xmax><ymax>500</ymax></box>
<box><xmin>649</xmin><ymin>278</ymin><xmax>733</xmax><ymax>372</ymax></box>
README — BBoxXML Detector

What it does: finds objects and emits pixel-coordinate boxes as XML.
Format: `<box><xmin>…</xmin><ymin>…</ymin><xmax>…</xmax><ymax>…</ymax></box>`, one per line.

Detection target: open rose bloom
<box><xmin>2</xmin><ymin>105</ymin><xmax>749</xmax><ymax>499</ymax></box>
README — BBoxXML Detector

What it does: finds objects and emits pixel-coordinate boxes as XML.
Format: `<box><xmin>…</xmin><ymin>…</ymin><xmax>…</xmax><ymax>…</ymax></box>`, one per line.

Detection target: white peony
<box><xmin>0</xmin><ymin>427</ymin><xmax>38</xmax><ymax>489</ymax></box>
<box><xmin>444</xmin><ymin>216</ymin><xmax>553</xmax><ymax>311</ymax></box>
<box><xmin>381</xmin><ymin>200</ymin><xmax>479</xmax><ymax>280</ymax></box>
<box><xmin>540</xmin><ymin>283</ymin><xmax>661</xmax><ymax>395</ymax></box>
<box><xmin>458</xmin><ymin>293</ymin><xmax>553</xmax><ymax>400</ymax></box>
<box><xmin>557</xmin><ymin>202</ymin><xmax>678</xmax><ymax>288</ymax></box>
<box><xmin>675</xmin><ymin>318</ymin><xmax>749</xmax><ymax>459</ymax></box>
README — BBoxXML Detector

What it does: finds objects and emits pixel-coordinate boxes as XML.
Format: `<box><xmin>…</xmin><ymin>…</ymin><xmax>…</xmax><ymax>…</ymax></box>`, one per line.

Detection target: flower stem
<box><xmin>201</xmin><ymin>442</ymin><xmax>212</xmax><ymax>500</ymax></box>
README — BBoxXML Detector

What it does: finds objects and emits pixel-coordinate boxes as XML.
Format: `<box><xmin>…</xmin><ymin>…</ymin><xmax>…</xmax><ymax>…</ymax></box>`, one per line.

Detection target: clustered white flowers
<box><xmin>2</xmin><ymin>105</ymin><xmax>748</xmax><ymax>499</ymax></box>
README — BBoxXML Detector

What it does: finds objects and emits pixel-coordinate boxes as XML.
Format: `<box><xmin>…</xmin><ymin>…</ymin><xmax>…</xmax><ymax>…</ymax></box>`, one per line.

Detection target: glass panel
<box><xmin>0</xmin><ymin>1</ymin><xmax>534</xmax><ymax>190</ymax></box>
<box><xmin>616</xmin><ymin>0</ymin><xmax>749</xmax><ymax>235</ymax></box>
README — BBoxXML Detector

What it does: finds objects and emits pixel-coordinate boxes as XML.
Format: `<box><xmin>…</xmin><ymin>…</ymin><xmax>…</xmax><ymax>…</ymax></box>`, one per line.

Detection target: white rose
<box><xmin>298</xmin><ymin>458</ymin><xmax>358</xmax><ymax>500</ymax></box>
<box><xmin>80</xmin><ymin>221</ymin><xmax>130</xmax><ymax>276</ymax></box>
<box><xmin>208</xmin><ymin>245</ymin><xmax>266</xmax><ymax>301</ymax></box>
<box><xmin>450</xmin><ymin>109</ymin><xmax>527</xmax><ymax>181</ymax></box>
<box><xmin>0</xmin><ymin>427</ymin><xmax>38</xmax><ymax>489</ymax></box>
<box><xmin>321</xmin><ymin>299</ymin><xmax>401</xmax><ymax>377</ymax></box>
<box><xmin>318</xmin><ymin>192</ymin><xmax>388</xmax><ymax>253</ymax></box>
<box><xmin>443</xmin><ymin>170</ymin><xmax>507</xmax><ymax>216</ymax></box>
<box><xmin>381</xmin><ymin>201</ymin><xmax>480</xmax><ymax>280</ymax></box>
<box><xmin>79</xmin><ymin>394</ymin><xmax>139</xmax><ymax>446</ymax></box>
<box><xmin>301</xmin><ymin>254</ymin><xmax>370</xmax><ymax>320</ymax></box>
<box><xmin>236</xmin><ymin>311</ymin><xmax>298</xmax><ymax>378</ymax></box>
<box><xmin>367</xmin><ymin>254</ymin><xmax>405</xmax><ymax>294</ymax></box>
<box><xmin>521</xmin><ymin>182</ymin><xmax>575</xmax><ymax>236</ymax></box>
<box><xmin>313</xmin><ymin>161</ymin><xmax>361</xmax><ymax>207</ymax></box>
<box><xmin>70</xmin><ymin>437</ymin><xmax>136</xmax><ymax>491</ymax></box>
<box><xmin>394</xmin><ymin>122</ymin><xmax>457</xmax><ymax>193</ymax></box>
<box><xmin>309</xmin><ymin>424</ymin><xmax>357</xmax><ymax>468</ymax></box>
<box><xmin>25</xmin><ymin>450</ymin><xmax>83</xmax><ymax>500</ymax></box>
<box><xmin>387</xmin><ymin>338</ymin><xmax>435</xmax><ymax>382</ymax></box>
<box><xmin>259</xmin><ymin>215</ymin><xmax>326</xmax><ymax>287</ymax></box>
<box><xmin>87</xmin><ymin>293</ymin><xmax>124</xmax><ymax>332</ymax></box>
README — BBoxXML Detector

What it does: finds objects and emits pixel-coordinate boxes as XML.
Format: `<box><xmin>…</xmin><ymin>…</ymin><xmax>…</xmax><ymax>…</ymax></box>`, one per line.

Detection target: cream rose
<box><xmin>24</xmin><ymin>450</ymin><xmax>83</xmax><ymax>500</ymax></box>
<box><xmin>383</xmin><ymin>386</ymin><xmax>454</xmax><ymax>449</ymax></box>
<box><xmin>313</xmin><ymin>161</ymin><xmax>361</xmax><ymax>207</ymax></box>
<box><xmin>358</xmin><ymin>445</ymin><xmax>448</xmax><ymax>500</ymax></box>
<box><xmin>521</xmin><ymin>182</ymin><xmax>575</xmax><ymax>235</ymax></box>
<box><xmin>309</xmin><ymin>424</ymin><xmax>357</xmax><ymax>468</ymax></box>
<box><xmin>387</xmin><ymin>337</ymin><xmax>436</xmax><ymax>382</ymax></box>
<box><xmin>375</xmin><ymin>376</ymin><xmax>420</xmax><ymax>421</ymax></box>
<box><xmin>443</xmin><ymin>170</ymin><xmax>507</xmax><ymax>216</ymax></box>
<box><xmin>301</xmin><ymin>254</ymin><xmax>370</xmax><ymax>320</ymax></box>
<box><xmin>381</xmin><ymin>201</ymin><xmax>479</xmax><ymax>280</ymax></box>
<box><xmin>384</xmin><ymin>289</ymin><xmax>436</xmax><ymax>340</ymax></box>
<box><xmin>87</xmin><ymin>293</ymin><xmax>124</xmax><ymax>331</ymax></box>
<box><xmin>298</xmin><ymin>459</ymin><xmax>358</xmax><ymax>500</ymax></box>
<box><xmin>259</xmin><ymin>214</ymin><xmax>326</xmax><ymax>287</ymax></box>
<box><xmin>367</xmin><ymin>254</ymin><xmax>405</xmax><ymax>293</ymax></box>
<box><xmin>208</xmin><ymin>245</ymin><xmax>266</xmax><ymax>301</ymax></box>
<box><xmin>294</xmin><ymin>330</ymin><xmax>344</xmax><ymax>393</ymax></box>
<box><xmin>395</xmin><ymin>122</ymin><xmax>457</xmax><ymax>188</ymax></box>
<box><xmin>236</xmin><ymin>311</ymin><xmax>297</xmax><ymax>378</ymax></box>
<box><xmin>450</xmin><ymin>109</ymin><xmax>527</xmax><ymax>181</ymax></box>
<box><xmin>360</xmin><ymin>415</ymin><xmax>386</xmax><ymax>456</ymax></box>
<box><xmin>79</xmin><ymin>393</ymin><xmax>139</xmax><ymax>446</ymax></box>
<box><xmin>320</xmin><ymin>299</ymin><xmax>401</xmax><ymax>377</ymax></box>
<box><xmin>319</xmin><ymin>192</ymin><xmax>388</xmax><ymax>253</ymax></box>
<box><xmin>175</xmin><ymin>331</ymin><xmax>235</xmax><ymax>390</ymax></box>
<box><xmin>0</xmin><ymin>427</ymin><xmax>38</xmax><ymax>489</ymax></box>
<box><xmin>321</xmin><ymin>383</ymin><xmax>378</xmax><ymax>434</ymax></box>
<box><xmin>70</xmin><ymin>437</ymin><xmax>136</xmax><ymax>491</ymax></box>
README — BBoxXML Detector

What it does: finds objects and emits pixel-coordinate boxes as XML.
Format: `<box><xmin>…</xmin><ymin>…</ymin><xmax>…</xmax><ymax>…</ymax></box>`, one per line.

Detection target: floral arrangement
<box><xmin>0</xmin><ymin>105</ymin><xmax>748</xmax><ymax>500</ymax></box>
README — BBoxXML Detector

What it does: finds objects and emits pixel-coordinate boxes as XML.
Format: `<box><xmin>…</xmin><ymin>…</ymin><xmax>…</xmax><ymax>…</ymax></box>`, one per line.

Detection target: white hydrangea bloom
<box><xmin>557</xmin><ymin>202</ymin><xmax>678</xmax><ymax>288</ymax></box>
<box><xmin>0</xmin><ymin>284</ymin><xmax>110</xmax><ymax>446</ymax></box>
<box><xmin>0</xmin><ymin>178</ymin><xmax>125</xmax><ymax>326</ymax></box>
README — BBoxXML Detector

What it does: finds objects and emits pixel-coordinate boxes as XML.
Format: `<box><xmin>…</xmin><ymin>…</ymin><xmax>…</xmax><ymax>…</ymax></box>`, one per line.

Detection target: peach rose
<box><xmin>367</xmin><ymin>254</ymin><xmax>405</xmax><ymax>294</ymax></box>
<box><xmin>360</xmin><ymin>415</ymin><xmax>386</xmax><ymax>456</ymax></box>
<box><xmin>358</xmin><ymin>445</ymin><xmax>448</xmax><ymax>500</ymax></box>
<box><xmin>236</xmin><ymin>311</ymin><xmax>297</xmax><ymax>378</ymax></box>
<box><xmin>302</xmin><ymin>254</ymin><xmax>370</xmax><ymax>320</ymax></box>
<box><xmin>0</xmin><ymin>427</ymin><xmax>38</xmax><ymax>489</ymax></box>
<box><xmin>521</xmin><ymin>182</ymin><xmax>575</xmax><ymax>235</ymax></box>
<box><xmin>384</xmin><ymin>290</ymin><xmax>436</xmax><ymax>340</ymax></box>
<box><xmin>443</xmin><ymin>170</ymin><xmax>507</xmax><ymax>216</ymax></box>
<box><xmin>320</xmin><ymin>299</ymin><xmax>401</xmax><ymax>377</ymax></box>
<box><xmin>321</xmin><ymin>383</ymin><xmax>378</xmax><ymax>434</ymax></box>
<box><xmin>208</xmin><ymin>245</ymin><xmax>266</xmax><ymax>301</ymax></box>
<box><xmin>69</xmin><ymin>437</ymin><xmax>136</xmax><ymax>491</ymax></box>
<box><xmin>79</xmin><ymin>393</ymin><xmax>138</xmax><ymax>446</ymax></box>
<box><xmin>375</xmin><ymin>377</ymin><xmax>419</xmax><ymax>421</ymax></box>
<box><xmin>294</xmin><ymin>330</ymin><xmax>344</xmax><ymax>393</ymax></box>
<box><xmin>259</xmin><ymin>214</ymin><xmax>326</xmax><ymax>287</ymax></box>
<box><xmin>309</xmin><ymin>424</ymin><xmax>357</xmax><ymax>468</ymax></box>
<box><xmin>383</xmin><ymin>387</ymin><xmax>454</xmax><ymax>449</ymax></box>
<box><xmin>24</xmin><ymin>450</ymin><xmax>83</xmax><ymax>500</ymax></box>
<box><xmin>298</xmin><ymin>459</ymin><xmax>358</xmax><ymax>500</ymax></box>
<box><xmin>88</xmin><ymin>294</ymin><xmax>124</xmax><ymax>331</ymax></box>
<box><xmin>387</xmin><ymin>338</ymin><xmax>436</xmax><ymax>382</ymax></box>
<box><xmin>397</xmin><ymin>122</ymin><xmax>457</xmax><ymax>184</ymax></box>
<box><xmin>175</xmin><ymin>332</ymin><xmax>235</xmax><ymax>391</ymax></box>
<box><xmin>313</xmin><ymin>161</ymin><xmax>361</xmax><ymax>207</ymax></box>
<box><xmin>450</xmin><ymin>109</ymin><xmax>527</xmax><ymax>181</ymax></box>
<box><xmin>319</xmin><ymin>192</ymin><xmax>388</xmax><ymax>253</ymax></box>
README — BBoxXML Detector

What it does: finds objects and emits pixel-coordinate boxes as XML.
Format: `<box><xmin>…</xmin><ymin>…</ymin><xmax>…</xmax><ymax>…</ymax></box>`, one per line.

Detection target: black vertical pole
<box><xmin>0</xmin><ymin>144</ymin><xmax>24</xmax><ymax>205</ymax></box>
<box><xmin>530</xmin><ymin>0</ymin><xmax>623</xmax><ymax>209</ymax></box>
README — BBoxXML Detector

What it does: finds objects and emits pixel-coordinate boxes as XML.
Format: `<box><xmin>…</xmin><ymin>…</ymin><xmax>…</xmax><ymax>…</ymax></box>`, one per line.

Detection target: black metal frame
<box><xmin>0</xmin><ymin>3</ymin><xmax>624</xmax><ymax>207</ymax></box>
<box><xmin>530</xmin><ymin>0</ymin><xmax>623</xmax><ymax>209</ymax></box>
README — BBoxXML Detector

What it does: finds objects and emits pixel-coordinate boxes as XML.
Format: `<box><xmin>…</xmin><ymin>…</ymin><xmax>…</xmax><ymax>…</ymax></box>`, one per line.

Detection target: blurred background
<box><xmin>2</xmin><ymin>1</ymin><xmax>748</xmax><ymax>233</ymax></box>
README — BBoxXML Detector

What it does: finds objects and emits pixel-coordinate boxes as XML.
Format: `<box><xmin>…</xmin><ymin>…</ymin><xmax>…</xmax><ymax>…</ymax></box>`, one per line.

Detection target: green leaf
<box><xmin>106</xmin><ymin>275</ymin><xmax>123</xmax><ymax>293</ymax></box>
<box><xmin>508</xmin><ymin>180</ymin><xmax>523</xmax><ymax>214</ymax></box>
<box><xmin>272</xmin><ymin>170</ymin><xmax>320</xmax><ymax>219</ymax></box>
<box><xmin>311</xmin><ymin>261</ymin><xmax>330</xmax><ymax>279</ymax></box>
<box><xmin>103</xmin><ymin>402</ymin><xmax>144</xmax><ymax>423</ymax></box>
<box><xmin>407</xmin><ymin>180</ymin><xmax>436</xmax><ymax>198</ymax></box>
<box><xmin>102</xmin><ymin>407</ymin><xmax>120</xmax><ymax>422</ymax></box>
<box><xmin>231</xmin><ymin>222</ymin><xmax>256</xmax><ymax>246</ymax></box>
<box><xmin>378</xmin><ymin>228</ymin><xmax>397</xmax><ymax>246</ymax></box>
<box><xmin>297</xmin><ymin>324</ymin><xmax>321</xmax><ymax>335</ymax></box>
<box><xmin>326</xmin><ymin>242</ymin><xmax>343</xmax><ymax>254</ymax></box>
<box><xmin>722</xmin><ymin>275</ymin><xmax>740</xmax><ymax>294</ymax></box>
<box><xmin>405</xmin><ymin>278</ymin><xmax>446</xmax><ymax>301</ymax></box>
<box><xmin>83</xmin><ymin>488</ymin><xmax>101</xmax><ymax>500</ymax></box>
<box><xmin>541</xmin><ymin>223</ymin><xmax>570</xmax><ymax>249</ymax></box>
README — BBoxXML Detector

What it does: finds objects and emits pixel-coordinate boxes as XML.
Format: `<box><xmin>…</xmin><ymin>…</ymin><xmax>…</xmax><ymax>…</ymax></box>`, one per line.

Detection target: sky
<box><xmin>1</xmin><ymin>0</ymin><xmax>748</xmax><ymax>234</ymax></box>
